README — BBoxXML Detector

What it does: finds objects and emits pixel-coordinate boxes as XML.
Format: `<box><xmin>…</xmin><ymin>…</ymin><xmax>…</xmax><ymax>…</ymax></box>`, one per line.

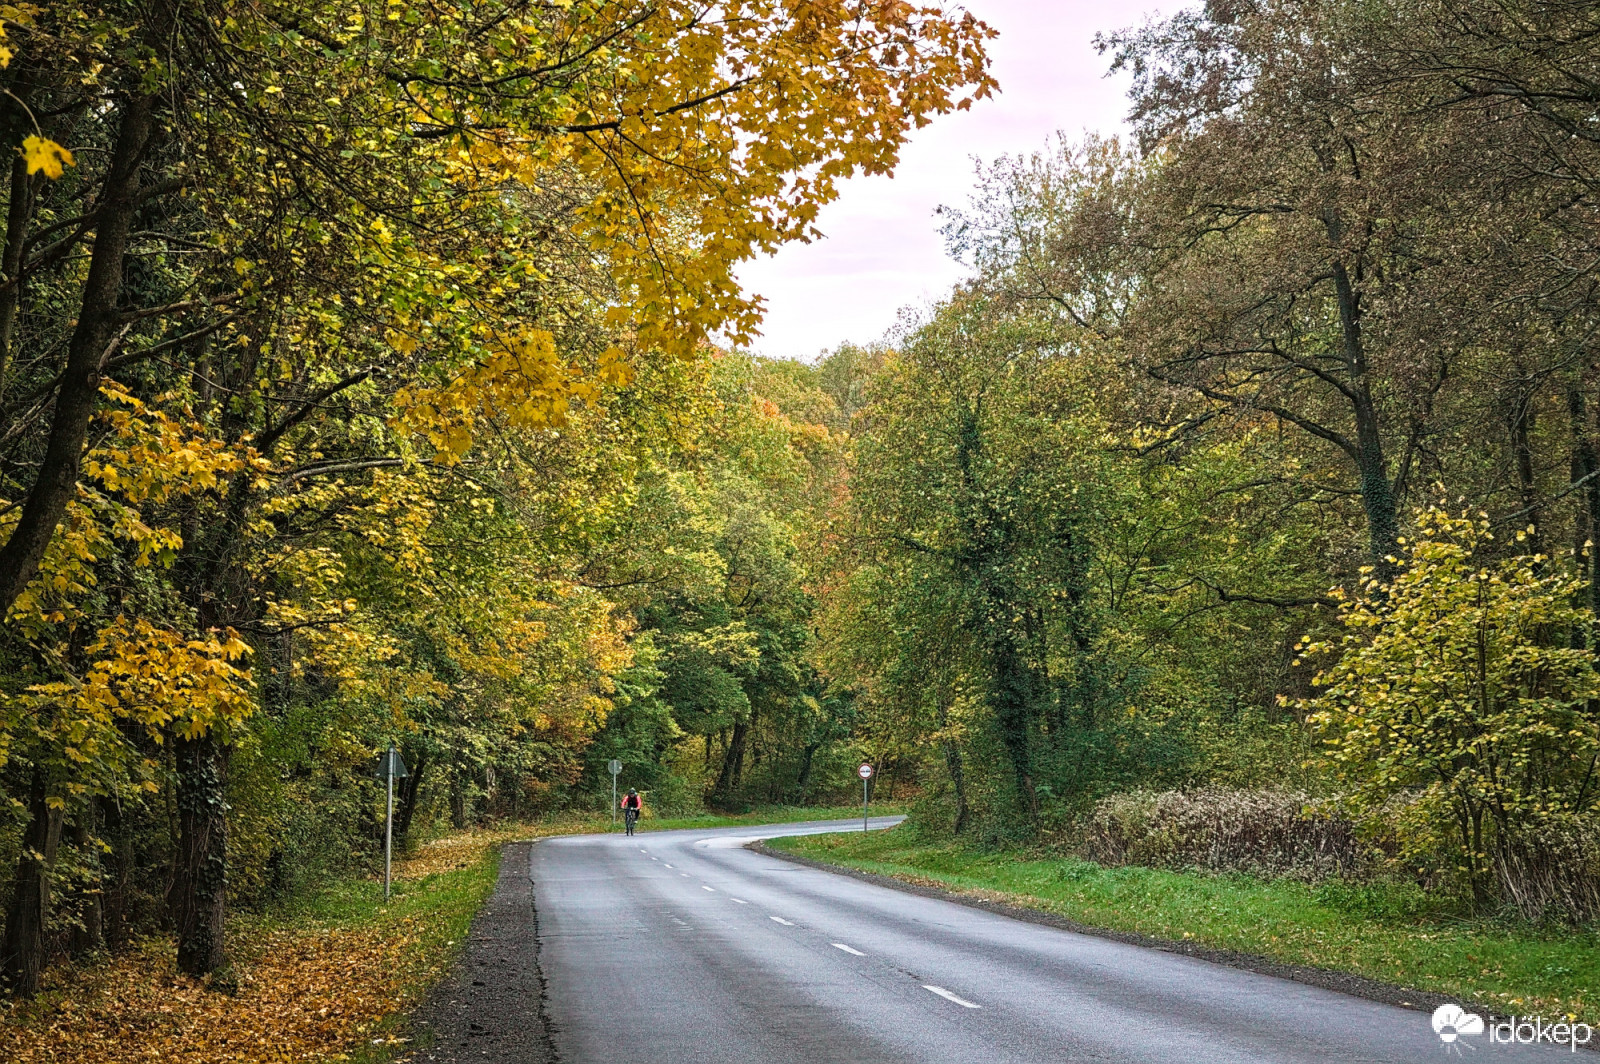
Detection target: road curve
<box><xmin>531</xmin><ymin>818</ymin><xmax>1566</xmax><ymax>1063</ymax></box>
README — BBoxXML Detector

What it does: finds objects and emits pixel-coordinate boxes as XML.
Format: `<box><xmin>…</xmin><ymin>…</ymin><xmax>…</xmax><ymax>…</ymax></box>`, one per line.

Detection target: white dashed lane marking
<box><xmin>770</xmin><ymin>916</ymin><xmax>794</xmax><ymax>926</ymax></box>
<box><xmin>729</xmin><ymin>898</ymin><xmax>747</xmax><ymax>904</ymax></box>
<box><xmin>832</xmin><ymin>943</ymin><xmax>865</xmax><ymax>956</ymax></box>
<box><xmin>702</xmin><ymin>885</ymin><xmax>716</xmax><ymax>892</ymax></box>
<box><xmin>923</xmin><ymin>986</ymin><xmax>980</xmax><ymax>1009</ymax></box>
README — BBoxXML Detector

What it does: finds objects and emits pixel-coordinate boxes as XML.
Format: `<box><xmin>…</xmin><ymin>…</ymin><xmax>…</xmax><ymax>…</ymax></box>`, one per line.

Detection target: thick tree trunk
<box><xmin>1328</xmin><ymin>246</ymin><xmax>1401</xmax><ymax>578</ymax></box>
<box><xmin>988</xmin><ymin>630</ymin><xmax>1040</xmax><ymax>819</ymax></box>
<box><xmin>102</xmin><ymin>797</ymin><xmax>134</xmax><ymax>953</ymax></box>
<box><xmin>171</xmin><ymin>735</ymin><xmax>228</xmax><ymax>977</ymax></box>
<box><xmin>712</xmin><ymin>719</ymin><xmax>749</xmax><ymax>804</ymax></box>
<box><xmin>67</xmin><ymin>806</ymin><xmax>104</xmax><ymax>957</ymax></box>
<box><xmin>793</xmin><ymin>740</ymin><xmax>821</xmax><ymax>803</ymax></box>
<box><xmin>1</xmin><ymin>766</ymin><xmax>64</xmax><ymax>996</ymax></box>
<box><xmin>0</xmin><ymin>93</ymin><xmax>157</xmax><ymax>615</ymax></box>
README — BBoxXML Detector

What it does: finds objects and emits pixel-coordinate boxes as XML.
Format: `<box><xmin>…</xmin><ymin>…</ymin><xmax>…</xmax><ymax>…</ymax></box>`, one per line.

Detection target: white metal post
<box><xmin>863</xmin><ymin>776</ymin><xmax>869</xmax><ymax>833</ymax></box>
<box><xmin>384</xmin><ymin>761</ymin><xmax>394</xmax><ymax>903</ymax></box>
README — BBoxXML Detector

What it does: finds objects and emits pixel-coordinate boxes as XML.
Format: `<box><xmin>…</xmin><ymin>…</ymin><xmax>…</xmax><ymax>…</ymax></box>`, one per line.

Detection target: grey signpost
<box><xmin>858</xmin><ymin>762</ymin><xmax>874</xmax><ymax>832</ymax></box>
<box><xmin>376</xmin><ymin>744</ymin><xmax>409</xmax><ymax>902</ymax></box>
<box><xmin>609</xmin><ymin>759</ymin><xmax>622</xmax><ymax>824</ymax></box>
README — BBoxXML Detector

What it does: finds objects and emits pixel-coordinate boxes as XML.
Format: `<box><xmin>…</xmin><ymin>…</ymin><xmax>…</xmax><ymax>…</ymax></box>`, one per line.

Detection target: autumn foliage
<box><xmin>0</xmin><ymin>0</ymin><xmax>992</xmax><ymax>1004</ymax></box>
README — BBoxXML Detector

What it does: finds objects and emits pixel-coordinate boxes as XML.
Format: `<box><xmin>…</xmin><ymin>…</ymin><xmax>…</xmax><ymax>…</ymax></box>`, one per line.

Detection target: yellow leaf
<box><xmin>21</xmin><ymin>135</ymin><xmax>73</xmax><ymax>179</ymax></box>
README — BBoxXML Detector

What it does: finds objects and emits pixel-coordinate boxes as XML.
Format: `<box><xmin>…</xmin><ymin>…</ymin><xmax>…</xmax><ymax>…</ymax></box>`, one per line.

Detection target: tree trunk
<box><xmin>943</xmin><ymin>739</ymin><xmax>970</xmax><ymax>834</ymax></box>
<box><xmin>1570</xmin><ymin>384</ymin><xmax>1600</xmax><ymax>631</ymax></box>
<box><xmin>396</xmin><ymin>749</ymin><xmax>427</xmax><ymax>842</ymax></box>
<box><xmin>988</xmin><ymin>630</ymin><xmax>1040</xmax><ymax>819</ymax></box>
<box><xmin>1</xmin><ymin>766</ymin><xmax>64</xmax><ymax>996</ymax></box>
<box><xmin>1328</xmin><ymin>248</ymin><xmax>1401</xmax><ymax>577</ymax></box>
<box><xmin>102</xmin><ymin>797</ymin><xmax>134</xmax><ymax>953</ymax></box>
<box><xmin>1509</xmin><ymin>378</ymin><xmax>1544</xmax><ymax>557</ymax></box>
<box><xmin>935</xmin><ymin>688</ymin><xmax>970</xmax><ymax>834</ymax></box>
<box><xmin>67</xmin><ymin>805</ymin><xmax>104</xmax><ymax>957</ymax></box>
<box><xmin>793</xmin><ymin>741</ymin><xmax>821</xmax><ymax>803</ymax></box>
<box><xmin>712</xmin><ymin>719</ymin><xmax>749</xmax><ymax>804</ymax></box>
<box><xmin>170</xmin><ymin>734</ymin><xmax>228</xmax><ymax>977</ymax></box>
<box><xmin>449</xmin><ymin>764</ymin><xmax>467</xmax><ymax>829</ymax></box>
<box><xmin>0</xmin><ymin>155</ymin><xmax>36</xmax><ymax>398</ymax></box>
<box><xmin>0</xmin><ymin>93</ymin><xmax>157</xmax><ymax>615</ymax></box>
<box><xmin>732</xmin><ymin>713</ymin><xmax>751</xmax><ymax>790</ymax></box>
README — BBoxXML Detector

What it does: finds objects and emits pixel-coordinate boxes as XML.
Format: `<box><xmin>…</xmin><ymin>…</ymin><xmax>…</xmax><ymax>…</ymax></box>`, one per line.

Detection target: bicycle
<box><xmin>623</xmin><ymin>806</ymin><xmax>639</xmax><ymax>836</ymax></box>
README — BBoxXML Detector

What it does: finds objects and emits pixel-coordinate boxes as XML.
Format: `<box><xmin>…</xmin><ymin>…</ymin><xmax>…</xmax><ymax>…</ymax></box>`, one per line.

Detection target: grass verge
<box><xmin>771</xmin><ymin>826</ymin><xmax>1600</xmax><ymax>1026</ymax></box>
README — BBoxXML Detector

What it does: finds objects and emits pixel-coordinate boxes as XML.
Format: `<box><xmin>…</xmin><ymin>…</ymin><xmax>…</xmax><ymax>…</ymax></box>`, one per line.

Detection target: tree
<box><xmin>1303</xmin><ymin>510</ymin><xmax>1600</xmax><ymax>916</ymax></box>
<box><xmin>0</xmin><ymin>0</ymin><xmax>996</xmax><ymax>988</ymax></box>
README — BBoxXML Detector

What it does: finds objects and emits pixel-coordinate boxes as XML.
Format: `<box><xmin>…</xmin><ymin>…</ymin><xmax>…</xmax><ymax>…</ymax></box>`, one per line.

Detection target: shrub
<box><xmin>1494</xmin><ymin>820</ymin><xmax>1600</xmax><ymax>925</ymax></box>
<box><xmin>1079</xmin><ymin>787</ymin><xmax>1358</xmax><ymax>881</ymax></box>
<box><xmin>1300</xmin><ymin>510</ymin><xmax>1600</xmax><ymax>917</ymax></box>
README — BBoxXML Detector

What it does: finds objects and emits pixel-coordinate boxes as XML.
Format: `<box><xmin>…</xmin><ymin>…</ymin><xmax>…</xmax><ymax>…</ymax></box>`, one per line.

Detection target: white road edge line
<box><xmin>832</xmin><ymin>943</ymin><xmax>865</xmax><ymax>956</ymax></box>
<box><xmin>923</xmin><ymin>985</ymin><xmax>981</xmax><ymax>1009</ymax></box>
<box><xmin>770</xmin><ymin>916</ymin><xmax>794</xmax><ymax>926</ymax></box>
<box><xmin>729</xmin><ymin>898</ymin><xmax>747</xmax><ymax>904</ymax></box>
<box><xmin>702</xmin><ymin>885</ymin><xmax>716</xmax><ymax>892</ymax></box>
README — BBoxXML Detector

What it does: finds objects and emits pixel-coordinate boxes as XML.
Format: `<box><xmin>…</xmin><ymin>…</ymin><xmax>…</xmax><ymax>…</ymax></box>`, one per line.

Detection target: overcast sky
<box><xmin>735</xmin><ymin>0</ymin><xmax>1161</xmax><ymax>362</ymax></box>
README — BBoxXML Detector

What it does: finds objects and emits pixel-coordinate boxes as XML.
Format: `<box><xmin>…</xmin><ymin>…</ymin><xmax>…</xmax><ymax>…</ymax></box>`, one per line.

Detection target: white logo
<box><xmin>1433</xmin><ymin>1004</ymin><xmax>1484</xmax><ymax>1052</ymax></box>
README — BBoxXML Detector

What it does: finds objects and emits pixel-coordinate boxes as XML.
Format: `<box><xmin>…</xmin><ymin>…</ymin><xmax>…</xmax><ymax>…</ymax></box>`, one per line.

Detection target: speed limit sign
<box><xmin>858</xmin><ymin>763</ymin><xmax>874</xmax><ymax>779</ymax></box>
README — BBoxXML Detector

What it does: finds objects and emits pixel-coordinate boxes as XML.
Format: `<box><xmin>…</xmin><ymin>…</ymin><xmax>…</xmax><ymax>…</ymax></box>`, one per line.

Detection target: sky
<box><xmin>735</xmin><ymin>0</ymin><xmax>1161</xmax><ymax>362</ymax></box>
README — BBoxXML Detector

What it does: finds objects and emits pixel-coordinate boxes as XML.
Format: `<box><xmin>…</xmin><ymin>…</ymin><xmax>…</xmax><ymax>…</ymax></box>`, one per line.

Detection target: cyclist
<box><xmin>620</xmin><ymin>788</ymin><xmax>642</xmax><ymax>836</ymax></box>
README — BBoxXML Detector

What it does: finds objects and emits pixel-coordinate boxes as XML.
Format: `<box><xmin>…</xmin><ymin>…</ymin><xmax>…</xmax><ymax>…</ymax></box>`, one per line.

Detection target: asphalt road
<box><xmin>531</xmin><ymin>818</ymin><xmax>1572</xmax><ymax>1063</ymax></box>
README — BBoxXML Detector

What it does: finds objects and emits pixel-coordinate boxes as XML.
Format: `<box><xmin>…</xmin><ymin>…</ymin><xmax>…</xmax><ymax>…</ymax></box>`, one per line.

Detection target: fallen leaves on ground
<box><xmin>395</xmin><ymin>824</ymin><xmax>536</xmax><ymax>881</ymax></box>
<box><xmin>0</xmin><ymin>925</ymin><xmax>427</xmax><ymax>1063</ymax></box>
<box><xmin>0</xmin><ymin>825</ymin><xmax>535</xmax><ymax>1063</ymax></box>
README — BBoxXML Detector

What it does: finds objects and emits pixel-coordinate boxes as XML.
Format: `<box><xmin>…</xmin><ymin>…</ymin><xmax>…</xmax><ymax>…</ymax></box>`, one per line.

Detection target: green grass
<box><xmin>772</xmin><ymin>826</ymin><xmax>1600</xmax><ymax>1025</ymax></box>
<box><xmin>256</xmin><ymin>849</ymin><xmax>502</xmax><ymax>934</ymax></box>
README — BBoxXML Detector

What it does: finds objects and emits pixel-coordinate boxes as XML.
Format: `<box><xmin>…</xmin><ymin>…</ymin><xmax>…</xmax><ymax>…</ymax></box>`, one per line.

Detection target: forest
<box><xmin>1</xmin><ymin>0</ymin><xmax>1598</xmax><ymax>1017</ymax></box>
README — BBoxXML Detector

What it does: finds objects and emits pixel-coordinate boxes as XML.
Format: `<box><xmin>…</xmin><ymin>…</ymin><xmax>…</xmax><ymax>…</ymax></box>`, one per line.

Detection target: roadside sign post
<box><xmin>858</xmin><ymin>763</ymin><xmax>874</xmax><ymax>832</ymax></box>
<box><xmin>609</xmin><ymin>759</ymin><xmax>622</xmax><ymax>824</ymax></box>
<box><xmin>375</xmin><ymin>745</ymin><xmax>409</xmax><ymax>902</ymax></box>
